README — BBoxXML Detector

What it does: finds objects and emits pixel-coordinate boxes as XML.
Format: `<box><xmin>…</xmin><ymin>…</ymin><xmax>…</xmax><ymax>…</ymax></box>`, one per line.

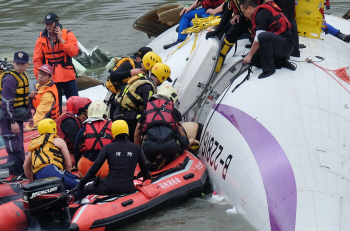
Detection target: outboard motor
<box><xmin>23</xmin><ymin>177</ymin><xmax>71</xmax><ymax>230</ymax></box>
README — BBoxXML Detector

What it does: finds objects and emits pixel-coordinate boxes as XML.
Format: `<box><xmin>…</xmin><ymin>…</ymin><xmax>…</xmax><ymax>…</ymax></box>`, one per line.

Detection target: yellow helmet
<box><xmin>156</xmin><ymin>83</ymin><xmax>178</xmax><ymax>104</ymax></box>
<box><xmin>151</xmin><ymin>63</ymin><xmax>172</xmax><ymax>83</ymax></box>
<box><xmin>38</xmin><ymin>118</ymin><xmax>57</xmax><ymax>135</ymax></box>
<box><xmin>111</xmin><ymin>120</ymin><xmax>129</xmax><ymax>138</ymax></box>
<box><xmin>142</xmin><ymin>52</ymin><xmax>162</xmax><ymax>71</ymax></box>
<box><xmin>88</xmin><ymin>100</ymin><xmax>107</xmax><ymax>119</ymax></box>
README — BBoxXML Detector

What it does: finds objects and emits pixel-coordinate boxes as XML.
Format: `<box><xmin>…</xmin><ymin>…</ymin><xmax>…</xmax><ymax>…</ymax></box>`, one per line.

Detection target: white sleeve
<box><xmin>254</xmin><ymin>30</ymin><xmax>266</xmax><ymax>42</ymax></box>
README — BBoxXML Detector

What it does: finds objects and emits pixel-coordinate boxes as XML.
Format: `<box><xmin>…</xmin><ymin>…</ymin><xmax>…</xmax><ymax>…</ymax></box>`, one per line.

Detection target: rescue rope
<box><xmin>165</xmin><ymin>14</ymin><xmax>221</xmax><ymax>61</ymax></box>
<box><xmin>310</xmin><ymin>60</ymin><xmax>350</xmax><ymax>94</ymax></box>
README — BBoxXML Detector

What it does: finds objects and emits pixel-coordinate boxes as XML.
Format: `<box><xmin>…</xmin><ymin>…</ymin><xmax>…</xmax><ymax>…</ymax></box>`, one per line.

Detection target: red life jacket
<box><xmin>201</xmin><ymin>0</ymin><xmax>224</xmax><ymax>10</ymax></box>
<box><xmin>80</xmin><ymin>120</ymin><xmax>113</xmax><ymax>153</ymax></box>
<box><xmin>251</xmin><ymin>2</ymin><xmax>292</xmax><ymax>38</ymax></box>
<box><xmin>142</xmin><ymin>100</ymin><xmax>178</xmax><ymax>134</ymax></box>
<box><xmin>55</xmin><ymin>112</ymin><xmax>82</xmax><ymax>152</ymax></box>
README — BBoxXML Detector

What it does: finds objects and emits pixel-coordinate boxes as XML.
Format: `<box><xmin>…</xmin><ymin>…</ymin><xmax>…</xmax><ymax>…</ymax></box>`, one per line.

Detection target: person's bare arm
<box><xmin>180</xmin><ymin>0</ymin><xmax>202</xmax><ymax>16</ymax></box>
<box><xmin>177</xmin><ymin>122</ymin><xmax>186</xmax><ymax>137</ymax></box>
<box><xmin>23</xmin><ymin>153</ymin><xmax>34</xmax><ymax>182</ymax></box>
<box><xmin>134</xmin><ymin>122</ymin><xmax>142</xmax><ymax>145</ymax></box>
<box><xmin>54</xmin><ymin>138</ymin><xmax>72</xmax><ymax>172</ymax></box>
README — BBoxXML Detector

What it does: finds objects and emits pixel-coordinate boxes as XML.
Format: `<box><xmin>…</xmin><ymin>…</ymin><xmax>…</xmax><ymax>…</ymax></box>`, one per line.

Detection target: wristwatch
<box><xmin>11</xmin><ymin>119</ymin><xmax>16</xmax><ymax>124</ymax></box>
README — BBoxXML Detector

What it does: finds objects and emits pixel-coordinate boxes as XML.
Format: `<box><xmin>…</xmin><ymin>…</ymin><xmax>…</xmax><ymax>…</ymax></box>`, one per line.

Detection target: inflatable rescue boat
<box><xmin>0</xmin><ymin>151</ymin><xmax>208</xmax><ymax>231</ymax></box>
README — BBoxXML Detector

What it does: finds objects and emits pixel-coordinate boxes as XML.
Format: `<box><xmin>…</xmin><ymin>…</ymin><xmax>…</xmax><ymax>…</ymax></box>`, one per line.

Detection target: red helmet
<box><xmin>73</xmin><ymin>97</ymin><xmax>92</xmax><ymax>115</ymax></box>
<box><xmin>39</xmin><ymin>64</ymin><xmax>54</xmax><ymax>75</ymax></box>
<box><xmin>66</xmin><ymin>96</ymin><xmax>80</xmax><ymax>112</ymax></box>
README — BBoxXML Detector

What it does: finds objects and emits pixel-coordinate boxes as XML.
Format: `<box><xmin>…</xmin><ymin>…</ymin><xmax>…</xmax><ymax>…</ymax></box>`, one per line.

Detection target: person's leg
<box><xmin>2</xmin><ymin>119</ymin><xmax>25</xmax><ymax>175</ymax></box>
<box><xmin>324</xmin><ymin>23</ymin><xmax>350</xmax><ymax>42</ymax></box>
<box><xmin>35</xmin><ymin>165</ymin><xmax>79</xmax><ymax>190</ymax></box>
<box><xmin>55</xmin><ymin>82</ymin><xmax>64</xmax><ymax>113</ymax></box>
<box><xmin>72</xmin><ymin>181</ymin><xmax>112</xmax><ymax>202</ymax></box>
<box><xmin>62</xmin><ymin>80</ymin><xmax>79</xmax><ymax>101</ymax></box>
<box><xmin>124</xmin><ymin>118</ymin><xmax>138</xmax><ymax>143</ymax></box>
<box><xmin>164</xmin><ymin>8</ymin><xmax>207</xmax><ymax>49</ymax></box>
<box><xmin>178</xmin><ymin>8</ymin><xmax>207</xmax><ymax>40</ymax></box>
<box><xmin>257</xmin><ymin>32</ymin><xmax>294</xmax><ymax>78</ymax></box>
<box><xmin>215</xmin><ymin>16</ymin><xmax>251</xmax><ymax>73</ymax></box>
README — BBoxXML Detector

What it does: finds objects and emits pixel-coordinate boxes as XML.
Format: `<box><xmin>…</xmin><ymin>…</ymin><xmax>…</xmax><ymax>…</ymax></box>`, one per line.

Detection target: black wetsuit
<box><xmin>113</xmin><ymin>79</ymin><xmax>156</xmax><ymax>142</ymax></box>
<box><xmin>251</xmin><ymin>9</ymin><xmax>294</xmax><ymax>72</ymax></box>
<box><xmin>74</xmin><ymin>138</ymin><xmax>151</xmax><ymax>200</ymax></box>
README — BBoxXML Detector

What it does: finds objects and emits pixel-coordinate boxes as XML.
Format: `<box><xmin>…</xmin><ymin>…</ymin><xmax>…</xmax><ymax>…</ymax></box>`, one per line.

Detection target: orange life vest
<box><xmin>39</xmin><ymin>29</ymin><xmax>74</xmax><ymax>77</ymax></box>
<box><xmin>251</xmin><ymin>2</ymin><xmax>292</xmax><ymax>38</ymax></box>
<box><xmin>32</xmin><ymin>82</ymin><xmax>60</xmax><ymax>120</ymax></box>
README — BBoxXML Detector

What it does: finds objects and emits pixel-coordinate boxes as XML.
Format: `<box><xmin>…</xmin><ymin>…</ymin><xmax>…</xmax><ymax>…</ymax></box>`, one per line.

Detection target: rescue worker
<box><xmin>206</xmin><ymin>0</ymin><xmax>262</xmax><ymax>73</ymax></box>
<box><xmin>104</xmin><ymin>47</ymin><xmax>152</xmax><ymax>119</ymax></box>
<box><xmin>241</xmin><ymin>0</ymin><xmax>296</xmax><ymax>79</ymax></box>
<box><xmin>141</xmin><ymin>51</ymin><xmax>162</xmax><ymax>77</ymax></box>
<box><xmin>66</xmin><ymin>96</ymin><xmax>81</xmax><ymax>113</ymax></box>
<box><xmin>72</xmin><ymin>120</ymin><xmax>151</xmax><ymax>201</ymax></box>
<box><xmin>26</xmin><ymin>64</ymin><xmax>59</xmax><ymax>131</ymax></box>
<box><xmin>164</xmin><ymin>0</ymin><xmax>225</xmax><ymax>49</ymax></box>
<box><xmin>114</xmin><ymin>63</ymin><xmax>172</xmax><ymax>142</ymax></box>
<box><xmin>74</xmin><ymin>100</ymin><xmax>113</xmax><ymax>178</ymax></box>
<box><xmin>134</xmin><ymin>83</ymin><xmax>189</xmax><ymax>171</ymax></box>
<box><xmin>33</xmin><ymin>13</ymin><xmax>79</xmax><ymax>113</ymax></box>
<box><xmin>56</xmin><ymin>97</ymin><xmax>91</xmax><ymax>157</ymax></box>
<box><xmin>0</xmin><ymin>51</ymin><xmax>33</xmax><ymax>176</ymax></box>
<box><xmin>23</xmin><ymin>119</ymin><xmax>79</xmax><ymax>190</ymax></box>
<box><xmin>267</xmin><ymin>0</ymin><xmax>300</xmax><ymax>57</ymax></box>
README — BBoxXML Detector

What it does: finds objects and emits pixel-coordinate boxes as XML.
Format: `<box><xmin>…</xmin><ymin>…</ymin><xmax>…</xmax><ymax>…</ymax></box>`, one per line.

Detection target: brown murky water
<box><xmin>0</xmin><ymin>0</ymin><xmax>349</xmax><ymax>230</ymax></box>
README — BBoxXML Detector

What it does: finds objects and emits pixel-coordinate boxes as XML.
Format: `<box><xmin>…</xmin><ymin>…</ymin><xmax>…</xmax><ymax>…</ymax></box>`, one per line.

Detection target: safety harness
<box><xmin>80</xmin><ymin>120</ymin><xmax>113</xmax><ymax>153</ymax></box>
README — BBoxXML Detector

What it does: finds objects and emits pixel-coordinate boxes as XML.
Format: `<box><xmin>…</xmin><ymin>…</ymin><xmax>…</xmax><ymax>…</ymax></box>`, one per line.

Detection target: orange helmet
<box><xmin>73</xmin><ymin>97</ymin><xmax>92</xmax><ymax>115</ymax></box>
<box><xmin>66</xmin><ymin>96</ymin><xmax>80</xmax><ymax>112</ymax></box>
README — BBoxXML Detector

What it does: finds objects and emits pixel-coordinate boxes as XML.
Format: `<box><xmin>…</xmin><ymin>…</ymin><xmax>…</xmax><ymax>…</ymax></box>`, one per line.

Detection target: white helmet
<box><xmin>87</xmin><ymin>100</ymin><xmax>107</xmax><ymax>119</ymax></box>
<box><xmin>157</xmin><ymin>83</ymin><xmax>178</xmax><ymax>104</ymax></box>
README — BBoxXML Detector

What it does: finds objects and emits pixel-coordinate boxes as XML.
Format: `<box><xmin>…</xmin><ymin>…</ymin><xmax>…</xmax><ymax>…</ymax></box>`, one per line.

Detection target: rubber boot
<box><xmin>337</xmin><ymin>32</ymin><xmax>350</xmax><ymax>43</ymax></box>
<box><xmin>215</xmin><ymin>38</ymin><xmax>234</xmax><ymax>73</ymax></box>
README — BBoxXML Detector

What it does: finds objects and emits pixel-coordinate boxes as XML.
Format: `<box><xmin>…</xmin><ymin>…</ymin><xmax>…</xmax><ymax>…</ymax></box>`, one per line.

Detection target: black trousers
<box><xmin>251</xmin><ymin>32</ymin><xmax>293</xmax><ymax>72</ymax></box>
<box><xmin>225</xmin><ymin>15</ymin><xmax>251</xmax><ymax>44</ymax></box>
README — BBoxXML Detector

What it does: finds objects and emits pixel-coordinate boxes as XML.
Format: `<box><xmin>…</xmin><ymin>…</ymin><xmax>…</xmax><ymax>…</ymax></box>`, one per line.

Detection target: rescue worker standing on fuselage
<box><xmin>241</xmin><ymin>0</ymin><xmax>296</xmax><ymax>79</ymax></box>
<box><xmin>114</xmin><ymin>63</ymin><xmax>172</xmax><ymax>142</ymax></box>
<box><xmin>56</xmin><ymin>97</ymin><xmax>91</xmax><ymax>157</ymax></box>
<box><xmin>26</xmin><ymin>64</ymin><xmax>60</xmax><ymax>131</ymax></box>
<box><xmin>0</xmin><ymin>51</ymin><xmax>33</xmax><ymax>176</ymax></box>
<box><xmin>73</xmin><ymin>120</ymin><xmax>151</xmax><ymax>201</ymax></box>
<box><xmin>206</xmin><ymin>0</ymin><xmax>261</xmax><ymax>73</ymax></box>
<box><xmin>105</xmin><ymin>47</ymin><xmax>152</xmax><ymax>119</ymax></box>
<box><xmin>33</xmin><ymin>13</ymin><xmax>79</xmax><ymax>113</ymax></box>
<box><xmin>135</xmin><ymin>83</ymin><xmax>189</xmax><ymax>171</ymax></box>
<box><xmin>23</xmin><ymin>119</ymin><xmax>79</xmax><ymax>190</ymax></box>
<box><xmin>74</xmin><ymin>100</ymin><xmax>113</xmax><ymax>178</ymax></box>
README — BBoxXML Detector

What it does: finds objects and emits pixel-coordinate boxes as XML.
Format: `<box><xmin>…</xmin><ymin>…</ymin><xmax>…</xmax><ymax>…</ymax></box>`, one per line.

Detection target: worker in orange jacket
<box><xmin>26</xmin><ymin>64</ymin><xmax>60</xmax><ymax>131</ymax></box>
<box><xmin>33</xmin><ymin>12</ymin><xmax>79</xmax><ymax>113</ymax></box>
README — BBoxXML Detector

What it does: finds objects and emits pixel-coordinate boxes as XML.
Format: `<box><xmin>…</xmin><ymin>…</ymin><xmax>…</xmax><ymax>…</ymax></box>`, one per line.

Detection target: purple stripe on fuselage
<box><xmin>214</xmin><ymin>104</ymin><xmax>297</xmax><ymax>231</ymax></box>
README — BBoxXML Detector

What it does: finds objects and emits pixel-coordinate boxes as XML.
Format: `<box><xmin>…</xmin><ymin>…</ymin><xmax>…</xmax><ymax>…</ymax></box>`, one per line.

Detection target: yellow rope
<box><xmin>166</xmin><ymin>14</ymin><xmax>221</xmax><ymax>60</ymax></box>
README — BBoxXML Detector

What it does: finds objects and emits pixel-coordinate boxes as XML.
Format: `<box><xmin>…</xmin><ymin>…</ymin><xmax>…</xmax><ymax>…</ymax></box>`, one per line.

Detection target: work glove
<box><xmin>206</xmin><ymin>31</ymin><xmax>218</xmax><ymax>40</ymax></box>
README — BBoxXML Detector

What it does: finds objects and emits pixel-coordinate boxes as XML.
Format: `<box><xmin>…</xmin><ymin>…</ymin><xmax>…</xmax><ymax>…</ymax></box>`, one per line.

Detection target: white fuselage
<box><xmin>147</xmin><ymin>14</ymin><xmax>350</xmax><ymax>231</ymax></box>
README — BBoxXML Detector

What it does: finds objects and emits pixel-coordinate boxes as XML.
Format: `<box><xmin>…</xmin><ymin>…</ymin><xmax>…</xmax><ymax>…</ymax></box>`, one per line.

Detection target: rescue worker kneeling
<box><xmin>23</xmin><ymin>119</ymin><xmax>79</xmax><ymax>190</ymax></box>
<box><xmin>74</xmin><ymin>100</ymin><xmax>113</xmax><ymax>178</ymax></box>
<box><xmin>72</xmin><ymin>120</ymin><xmax>151</xmax><ymax>201</ymax></box>
<box><xmin>114</xmin><ymin>62</ymin><xmax>172</xmax><ymax>142</ymax></box>
<box><xmin>134</xmin><ymin>83</ymin><xmax>189</xmax><ymax>172</ymax></box>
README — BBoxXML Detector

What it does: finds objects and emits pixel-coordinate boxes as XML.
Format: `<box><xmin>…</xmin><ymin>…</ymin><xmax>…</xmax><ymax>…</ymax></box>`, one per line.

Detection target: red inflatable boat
<box><xmin>0</xmin><ymin>151</ymin><xmax>208</xmax><ymax>231</ymax></box>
